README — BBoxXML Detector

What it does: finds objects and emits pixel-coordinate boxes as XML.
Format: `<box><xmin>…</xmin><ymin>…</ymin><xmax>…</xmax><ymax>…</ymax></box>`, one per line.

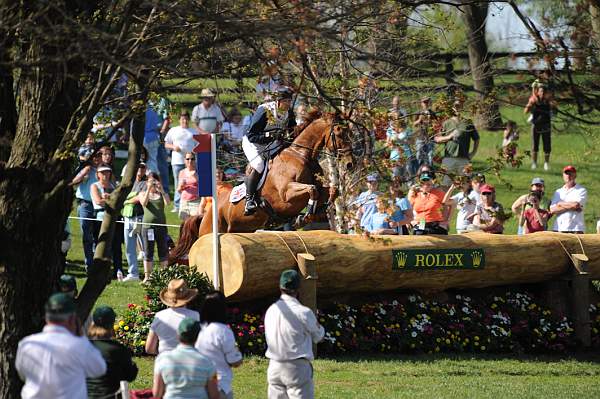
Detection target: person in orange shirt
<box><xmin>198</xmin><ymin>168</ymin><xmax>233</xmax><ymax>218</ymax></box>
<box><xmin>408</xmin><ymin>170</ymin><xmax>448</xmax><ymax>235</ymax></box>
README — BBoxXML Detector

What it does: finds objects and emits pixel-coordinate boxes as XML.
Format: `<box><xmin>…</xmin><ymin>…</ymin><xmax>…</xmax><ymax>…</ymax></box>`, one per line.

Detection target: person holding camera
<box><xmin>511</xmin><ymin>177</ymin><xmax>548</xmax><ymax>235</ymax></box>
<box><xmin>473</xmin><ymin>184</ymin><xmax>505</xmax><ymax>234</ymax></box>
<box><xmin>408</xmin><ymin>170</ymin><xmax>448</xmax><ymax>235</ymax></box>
<box><xmin>413</xmin><ymin>97</ymin><xmax>436</xmax><ymax>167</ymax></box>
<box><xmin>522</xmin><ymin>191</ymin><xmax>551</xmax><ymax>234</ymax></box>
<box><xmin>443</xmin><ymin>176</ymin><xmax>478</xmax><ymax>234</ymax></box>
<box><xmin>139</xmin><ymin>172</ymin><xmax>171</xmax><ymax>282</ymax></box>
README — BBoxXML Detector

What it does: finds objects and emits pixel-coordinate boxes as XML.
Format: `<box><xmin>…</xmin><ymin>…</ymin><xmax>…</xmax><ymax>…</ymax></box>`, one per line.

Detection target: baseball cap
<box><xmin>279</xmin><ymin>269</ymin><xmax>301</xmax><ymax>291</ymax></box>
<box><xmin>531</xmin><ymin>177</ymin><xmax>545</xmax><ymax>185</ymax></box>
<box><xmin>97</xmin><ymin>164</ymin><xmax>112</xmax><ymax>173</ymax></box>
<box><xmin>45</xmin><ymin>293</ymin><xmax>76</xmax><ymax>316</ymax></box>
<box><xmin>480</xmin><ymin>184</ymin><xmax>495</xmax><ymax>194</ymax></box>
<box><xmin>178</xmin><ymin>317</ymin><xmax>201</xmax><ymax>342</ymax></box>
<box><xmin>58</xmin><ymin>274</ymin><xmax>77</xmax><ymax>293</ymax></box>
<box><xmin>419</xmin><ymin>171</ymin><xmax>435</xmax><ymax>182</ymax></box>
<box><xmin>92</xmin><ymin>306</ymin><xmax>116</xmax><ymax>328</ymax></box>
<box><xmin>366</xmin><ymin>173</ymin><xmax>379</xmax><ymax>182</ymax></box>
<box><xmin>563</xmin><ymin>165</ymin><xmax>576</xmax><ymax>174</ymax></box>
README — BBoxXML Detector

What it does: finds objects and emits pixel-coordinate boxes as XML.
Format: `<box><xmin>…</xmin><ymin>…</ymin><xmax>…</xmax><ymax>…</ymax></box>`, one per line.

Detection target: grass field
<box><xmin>65</xmin><ymin>100</ymin><xmax>600</xmax><ymax>397</ymax></box>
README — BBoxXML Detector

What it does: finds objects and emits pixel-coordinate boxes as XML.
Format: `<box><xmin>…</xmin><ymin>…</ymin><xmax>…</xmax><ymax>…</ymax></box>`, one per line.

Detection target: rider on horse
<box><xmin>241</xmin><ymin>87</ymin><xmax>296</xmax><ymax>215</ymax></box>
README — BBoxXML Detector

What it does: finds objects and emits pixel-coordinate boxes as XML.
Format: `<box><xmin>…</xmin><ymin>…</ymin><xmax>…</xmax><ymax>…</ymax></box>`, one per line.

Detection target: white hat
<box><xmin>200</xmin><ymin>88</ymin><xmax>215</xmax><ymax>98</ymax></box>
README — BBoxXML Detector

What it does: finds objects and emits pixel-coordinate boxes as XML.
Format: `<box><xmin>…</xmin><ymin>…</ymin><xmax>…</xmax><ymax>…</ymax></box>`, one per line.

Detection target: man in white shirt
<box><xmin>550</xmin><ymin>165</ymin><xmax>587</xmax><ymax>233</ymax></box>
<box><xmin>16</xmin><ymin>293</ymin><xmax>106</xmax><ymax>399</ymax></box>
<box><xmin>191</xmin><ymin>88</ymin><xmax>224</xmax><ymax>135</ymax></box>
<box><xmin>265</xmin><ymin>270</ymin><xmax>325</xmax><ymax>399</ymax></box>
<box><xmin>164</xmin><ymin>111</ymin><xmax>197</xmax><ymax>211</ymax></box>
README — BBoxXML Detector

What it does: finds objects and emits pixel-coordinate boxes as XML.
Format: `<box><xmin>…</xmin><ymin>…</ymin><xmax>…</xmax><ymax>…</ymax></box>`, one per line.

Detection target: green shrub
<box><xmin>143</xmin><ymin>264</ymin><xmax>213</xmax><ymax>313</ymax></box>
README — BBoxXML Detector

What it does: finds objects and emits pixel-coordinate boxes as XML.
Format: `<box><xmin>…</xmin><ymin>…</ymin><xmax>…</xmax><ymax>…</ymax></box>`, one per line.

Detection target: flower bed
<box><xmin>116</xmin><ymin>290</ymin><xmax>597</xmax><ymax>356</ymax></box>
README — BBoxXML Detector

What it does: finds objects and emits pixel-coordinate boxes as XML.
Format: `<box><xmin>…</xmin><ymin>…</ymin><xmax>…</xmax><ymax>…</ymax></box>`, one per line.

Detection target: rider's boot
<box><xmin>244</xmin><ymin>168</ymin><xmax>261</xmax><ymax>216</ymax></box>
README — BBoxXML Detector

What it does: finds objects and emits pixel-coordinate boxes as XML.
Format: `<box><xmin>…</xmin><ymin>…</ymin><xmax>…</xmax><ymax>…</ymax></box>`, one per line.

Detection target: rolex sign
<box><xmin>392</xmin><ymin>248</ymin><xmax>485</xmax><ymax>271</ymax></box>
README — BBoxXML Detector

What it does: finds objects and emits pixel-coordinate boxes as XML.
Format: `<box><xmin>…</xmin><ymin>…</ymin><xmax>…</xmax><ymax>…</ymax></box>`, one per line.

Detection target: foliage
<box><xmin>143</xmin><ymin>264</ymin><xmax>213</xmax><ymax>313</ymax></box>
<box><xmin>114</xmin><ymin>303</ymin><xmax>154</xmax><ymax>356</ymax></box>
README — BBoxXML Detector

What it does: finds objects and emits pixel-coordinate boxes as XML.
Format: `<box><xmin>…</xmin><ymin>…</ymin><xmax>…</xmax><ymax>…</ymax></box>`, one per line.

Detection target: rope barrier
<box><xmin>68</xmin><ymin>215</ymin><xmax>180</xmax><ymax>228</ymax></box>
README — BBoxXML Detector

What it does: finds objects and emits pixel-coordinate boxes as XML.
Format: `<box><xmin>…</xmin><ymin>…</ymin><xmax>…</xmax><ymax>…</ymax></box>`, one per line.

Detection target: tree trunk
<box><xmin>590</xmin><ymin>0</ymin><xmax>600</xmax><ymax>53</ymax></box>
<box><xmin>461</xmin><ymin>2</ymin><xmax>503</xmax><ymax>130</ymax></box>
<box><xmin>76</xmin><ymin>100</ymin><xmax>146</xmax><ymax>320</ymax></box>
<box><xmin>0</xmin><ymin>40</ymin><xmax>80</xmax><ymax>398</ymax></box>
<box><xmin>190</xmin><ymin>231</ymin><xmax>600</xmax><ymax>302</ymax></box>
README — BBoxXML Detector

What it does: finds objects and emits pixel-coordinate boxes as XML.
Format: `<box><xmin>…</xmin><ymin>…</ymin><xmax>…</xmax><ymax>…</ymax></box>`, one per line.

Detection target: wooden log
<box><xmin>189</xmin><ymin>231</ymin><xmax>600</xmax><ymax>302</ymax></box>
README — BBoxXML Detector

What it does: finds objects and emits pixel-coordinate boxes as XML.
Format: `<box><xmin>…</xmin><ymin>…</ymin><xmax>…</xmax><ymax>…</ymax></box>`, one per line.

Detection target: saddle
<box><xmin>229</xmin><ymin>161</ymin><xmax>270</xmax><ymax>204</ymax></box>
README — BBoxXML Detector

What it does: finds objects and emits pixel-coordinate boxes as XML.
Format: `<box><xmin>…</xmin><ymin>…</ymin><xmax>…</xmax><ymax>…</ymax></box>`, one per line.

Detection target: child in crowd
<box><xmin>522</xmin><ymin>191</ymin><xmax>551</xmax><ymax>234</ymax></box>
<box><xmin>502</xmin><ymin>120</ymin><xmax>519</xmax><ymax>159</ymax></box>
<box><xmin>78</xmin><ymin>132</ymin><xmax>95</xmax><ymax>162</ymax></box>
<box><xmin>386</xmin><ymin>112</ymin><xmax>417</xmax><ymax>181</ymax></box>
<box><xmin>364</xmin><ymin>198</ymin><xmax>399</xmax><ymax>235</ymax></box>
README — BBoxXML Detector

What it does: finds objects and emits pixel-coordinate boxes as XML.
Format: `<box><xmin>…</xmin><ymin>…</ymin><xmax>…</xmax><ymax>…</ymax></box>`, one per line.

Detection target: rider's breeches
<box><xmin>242</xmin><ymin>136</ymin><xmax>281</xmax><ymax>174</ymax></box>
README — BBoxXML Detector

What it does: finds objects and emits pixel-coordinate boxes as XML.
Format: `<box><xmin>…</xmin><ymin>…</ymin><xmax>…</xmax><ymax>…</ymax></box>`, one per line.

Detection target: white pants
<box><xmin>267</xmin><ymin>359</ymin><xmax>314</xmax><ymax>399</ymax></box>
<box><xmin>242</xmin><ymin>136</ymin><xmax>281</xmax><ymax>173</ymax></box>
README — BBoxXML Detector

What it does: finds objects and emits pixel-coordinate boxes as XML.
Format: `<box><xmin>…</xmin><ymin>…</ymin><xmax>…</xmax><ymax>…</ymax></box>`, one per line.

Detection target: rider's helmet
<box><xmin>274</xmin><ymin>86</ymin><xmax>293</xmax><ymax>100</ymax></box>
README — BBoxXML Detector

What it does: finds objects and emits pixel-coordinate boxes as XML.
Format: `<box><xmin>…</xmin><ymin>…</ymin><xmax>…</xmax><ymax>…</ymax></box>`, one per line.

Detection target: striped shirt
<box><xmin>155</xmin><ymin>344</ymin><xmax>216</xmax><ymax>399</ymax></box>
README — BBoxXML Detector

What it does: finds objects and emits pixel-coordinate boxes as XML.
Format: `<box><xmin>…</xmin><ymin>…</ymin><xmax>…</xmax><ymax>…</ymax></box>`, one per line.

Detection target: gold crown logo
<box><xmin>471</xmin><ymin>251</ymin><xmax>482</xmax><ymax>267</ymax></box>
<box><xmin>395</xmin><ymin>251</ymin><xmax>408</xmax><ymax>268</ymax></box>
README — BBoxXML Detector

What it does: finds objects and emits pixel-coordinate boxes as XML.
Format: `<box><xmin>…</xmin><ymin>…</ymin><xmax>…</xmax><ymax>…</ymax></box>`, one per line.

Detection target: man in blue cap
<box><xmin>352</xmin><ymin>173</ymin><xmax>382</xmax><ymax>231</ymax></box>
<box><xmin>15</xmin><ymin>293</ymin><xmax>106</xmax><ymax>399</ymax></box>
<box><xmin>264</xmin><ymin>270</ymin><xmax>325</xmax><ymax>399</ymax></box>
<box><xmin>241</xmin><ymin>86</ymin><xmax>296</xmax><ymax>215</ymax></box>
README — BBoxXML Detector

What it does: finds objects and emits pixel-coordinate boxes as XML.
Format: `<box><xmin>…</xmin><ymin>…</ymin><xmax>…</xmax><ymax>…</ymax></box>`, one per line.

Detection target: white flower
<box><xmin>408</xmin><ymin>295</ymin><xmax>416</xmax><ymax>303</ymax></box>
<box><xmin>462</xmin><ymin>307</ymin><xmax>470</xmax><ymax>314</ymax></box>
<box><xmin>411</xmin><ymin>331</ymin><xmax>417</xmax><ymax>338</ymax></box>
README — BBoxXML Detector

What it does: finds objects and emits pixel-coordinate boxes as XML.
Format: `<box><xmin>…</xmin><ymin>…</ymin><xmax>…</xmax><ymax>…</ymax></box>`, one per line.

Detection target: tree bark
<box><xmin>0</xmin><ymin>39</ymin><xmax>81</xmax><ymax>399</ymax></box>
<box><xmin>461</xmin><ymin>2</ymin><xmax>503</xmax><ymax>130</ymax></box>
<box><xmin>590</xmin><ymin>0</ymin><xmax>600</xmax><ymax>53</ymax></box>
<box><xmin>190</xmin><ymin>231</ymin><xmax>600</xmax><ymax>302</ymax></box>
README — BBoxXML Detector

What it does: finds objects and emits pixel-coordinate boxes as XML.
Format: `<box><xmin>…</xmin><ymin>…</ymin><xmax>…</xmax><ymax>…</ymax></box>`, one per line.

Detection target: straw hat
<box><xmin>159</xmin><ymin>279</ymin><xmax>198</xmax><ymax>308</ymax></box>
<box><xmin>199</xmin><ymin>88</ymin><xmax>215</xmax><ymax>98</ymax></box>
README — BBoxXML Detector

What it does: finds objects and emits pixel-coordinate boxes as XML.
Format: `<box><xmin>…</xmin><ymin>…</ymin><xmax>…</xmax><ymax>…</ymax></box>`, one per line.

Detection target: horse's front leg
<box><xmin>281</xmin><ymin>182</ymin><xmax>319</xmax><ymax>214</ymax></box>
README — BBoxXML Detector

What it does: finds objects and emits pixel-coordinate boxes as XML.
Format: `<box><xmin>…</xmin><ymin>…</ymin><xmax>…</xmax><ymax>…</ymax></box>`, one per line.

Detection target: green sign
<box><xmin>392</xmin><ymin>248</ymin><xmax>485</xmax><ymax>271</ymax></box>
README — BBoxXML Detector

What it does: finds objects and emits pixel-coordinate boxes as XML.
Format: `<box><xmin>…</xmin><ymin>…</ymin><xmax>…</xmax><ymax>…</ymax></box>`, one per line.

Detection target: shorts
<box><xmin>179</xmin><ymin>198</ymin><xmax>201</xmax><ymax>220</ymax></box>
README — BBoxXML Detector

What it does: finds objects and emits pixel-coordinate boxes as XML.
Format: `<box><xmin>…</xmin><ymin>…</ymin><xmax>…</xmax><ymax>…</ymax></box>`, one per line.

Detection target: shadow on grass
<box><xmin>316</xmin><ymin>351</ymin><xmax>600</xmax><ymax>364</ymax></box>
<box><xmin>65</xmin><ymin>262</ymin><xmax>87</xmax><ymax>278</ymax></box>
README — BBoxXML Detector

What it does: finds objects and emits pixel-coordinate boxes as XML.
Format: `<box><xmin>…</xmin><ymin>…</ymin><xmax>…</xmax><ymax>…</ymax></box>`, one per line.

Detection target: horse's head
<box><xmin>325</xmin><ymin>114</ymin><xmax>354</xmax><ymax>170</ymax></box>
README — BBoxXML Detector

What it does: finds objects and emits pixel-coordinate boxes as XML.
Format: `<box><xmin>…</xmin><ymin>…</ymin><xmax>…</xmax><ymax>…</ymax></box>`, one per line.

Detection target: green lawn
<box><xmin>127</xmin><ymin>354</ymin><xmax>600</xmax><ymax>397</ymax></box>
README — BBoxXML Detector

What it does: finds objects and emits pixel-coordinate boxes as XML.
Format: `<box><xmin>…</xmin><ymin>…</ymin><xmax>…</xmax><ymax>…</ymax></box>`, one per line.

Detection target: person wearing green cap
<box><xmin>264</xmin><ymin>270</ymin><xmax>325</xmax><ymax>399</ymax></box>
<box><xmin>153</xmin><ymin>317</ymin><xmax>220</xmax><ymax>399</ymax></box>
<box><xmin>15</xmin><ymin>293</ymin><xmax>106</xmax><ymax>399</ymax></box>
<box><xmin>86</xmin><ymin>305</ymin><xmax>138</xmax><ymax>399</ymax></box>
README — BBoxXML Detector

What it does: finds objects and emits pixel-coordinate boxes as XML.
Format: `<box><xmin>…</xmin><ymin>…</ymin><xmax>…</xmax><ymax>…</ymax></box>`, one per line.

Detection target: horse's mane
<box><xmin>295</xmin><ymin>109</ymin><xmax>323</xmax><ymax>133</ymax></box>
<box><xmin>168</xmin><ymin>215</ymin><xmax>203</xmax><ymax>265</ymax></box>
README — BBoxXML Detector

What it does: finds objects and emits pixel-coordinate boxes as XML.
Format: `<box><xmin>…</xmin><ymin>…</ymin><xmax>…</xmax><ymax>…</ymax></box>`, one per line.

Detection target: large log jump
<box><xmin>189</xmin><ymin>231</ymin><xmax>600</xmax><ymax>302</ymax></box>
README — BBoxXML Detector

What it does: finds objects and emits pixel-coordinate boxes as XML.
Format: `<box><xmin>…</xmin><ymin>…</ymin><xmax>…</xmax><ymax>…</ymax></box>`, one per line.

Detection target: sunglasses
<box><xmin>481</xmin><ymin>192</ymin><xmax>493</xmax><ymax>196</ymax></box>
<box><xmin>185</xmin><ymin>158</ymin><xmax>195</xmax><ymax>161</ymax></box>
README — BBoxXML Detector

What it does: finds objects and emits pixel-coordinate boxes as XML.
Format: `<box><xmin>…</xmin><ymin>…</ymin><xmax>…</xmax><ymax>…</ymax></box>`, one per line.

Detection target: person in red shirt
<box><xmin>408</xmin><ymin>170</ymin><xmax>448</xmax><ymax>235</ymax></box>
<box><xmin>523</xmin><ymin>191</ymin><xmax>551</xmax><ymax>234</ymax></box>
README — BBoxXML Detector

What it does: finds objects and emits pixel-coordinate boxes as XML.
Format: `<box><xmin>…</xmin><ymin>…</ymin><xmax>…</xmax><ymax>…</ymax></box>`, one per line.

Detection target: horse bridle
<box><xmin>325</xmin><ymin>115</ymin><xmax>352</xmax><ymax>160</ymax></box>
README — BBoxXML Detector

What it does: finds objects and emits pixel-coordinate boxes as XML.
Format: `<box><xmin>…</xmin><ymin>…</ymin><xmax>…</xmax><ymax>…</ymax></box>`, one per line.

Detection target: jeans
<box><xmin>415</xmin><ymin>139</ymin><xmax>434</xmax><ymax>167</ymax></box>
<box><xmin>157</xmin><ymin>143</ymin><xmax>171</xmax><ymax>193</ymax></box>
<box><xmin>77</xmin><ymin>201</ymin><xmax>98</xmax><ymax>269</ymax></box>
<box><xmin>124</xmin><ymin>215</ymin><xmax>143</xmax><ymax>277</ymax></box>
<box><xmin>144</xmin><ymin>139</ymin><xmax>160</xmax><ymax>174</ymax></box>
<box><xmin>171</xmin><ymin>163</ymin><xmax>185</xmax><ymax>208</ymax></box>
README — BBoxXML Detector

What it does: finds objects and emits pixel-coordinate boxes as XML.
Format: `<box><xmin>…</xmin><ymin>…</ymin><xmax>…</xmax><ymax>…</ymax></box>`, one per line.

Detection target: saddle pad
<box><xmin>229</xmin><ymin>162</ymin><xmax>270</xmax><ymax>204</ymax></box>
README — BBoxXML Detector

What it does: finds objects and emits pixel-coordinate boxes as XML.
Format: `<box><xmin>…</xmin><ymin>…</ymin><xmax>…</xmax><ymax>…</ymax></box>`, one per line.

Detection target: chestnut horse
<box><xmin>199</xmin><ymin>113</ymin><xmax>354</xmax><ymax>235</ymax></box>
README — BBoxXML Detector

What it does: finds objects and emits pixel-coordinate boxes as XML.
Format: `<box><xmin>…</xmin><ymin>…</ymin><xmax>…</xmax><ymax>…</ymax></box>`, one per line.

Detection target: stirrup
<box><xmin>244</xmin><ymin>197</ymin><xmax>258</xmax><ymax>216</ymax></box>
